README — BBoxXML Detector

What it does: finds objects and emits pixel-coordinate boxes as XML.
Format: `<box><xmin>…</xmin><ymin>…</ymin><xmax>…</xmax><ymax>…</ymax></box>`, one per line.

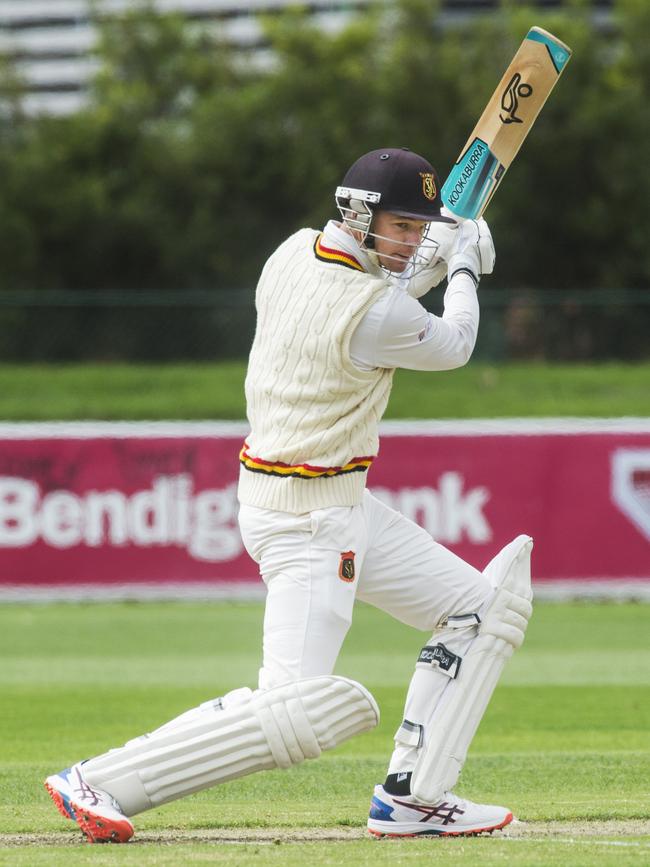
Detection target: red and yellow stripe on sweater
<box><xmin>313</xmin><ymin>234</ymin><xmax>365</xmax><ymax>272</ymax></box>
<box><xmin>239</xmin><ymin>443</ymin><xmax>374</xmax><ymax>479</ymax></box>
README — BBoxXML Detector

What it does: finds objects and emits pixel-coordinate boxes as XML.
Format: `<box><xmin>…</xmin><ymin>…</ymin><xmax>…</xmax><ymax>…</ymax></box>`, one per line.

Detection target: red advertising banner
<box><xmin>1</xmin><ymin>421</ymin><xmax>649</xmax><ymax>598</ymax></box>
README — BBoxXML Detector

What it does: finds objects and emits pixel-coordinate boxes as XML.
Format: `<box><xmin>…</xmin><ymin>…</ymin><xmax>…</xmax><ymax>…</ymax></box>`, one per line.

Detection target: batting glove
<box><xmin>448</xmin><ymin>218</ymin><xmax>495</xmax><ymax>285</ymax></box>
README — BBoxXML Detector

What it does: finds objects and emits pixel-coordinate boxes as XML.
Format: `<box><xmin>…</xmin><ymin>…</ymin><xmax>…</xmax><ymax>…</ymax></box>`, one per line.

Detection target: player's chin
<box><xmin>387</xmin><ymin>258</ymin><xmax>409</xmax><ymax>273</ymax></box>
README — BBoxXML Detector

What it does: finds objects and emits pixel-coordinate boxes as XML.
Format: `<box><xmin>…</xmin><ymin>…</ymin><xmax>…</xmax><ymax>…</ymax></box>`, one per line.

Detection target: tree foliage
<box><xmin>0</xmin><ymin>0</ymin><xmax>648</xmax><ymax>299</ymax></box>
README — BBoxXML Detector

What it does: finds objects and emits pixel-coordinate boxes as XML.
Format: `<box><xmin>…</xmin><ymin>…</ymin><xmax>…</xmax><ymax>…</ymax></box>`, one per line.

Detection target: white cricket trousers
<box><xmin>238</xmin><ymin>489</ymin><xmax>492</xmax><ymax>691</ymax></box>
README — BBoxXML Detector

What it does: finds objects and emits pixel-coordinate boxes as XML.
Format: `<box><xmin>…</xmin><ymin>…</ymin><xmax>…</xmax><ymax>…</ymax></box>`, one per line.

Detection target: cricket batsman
<box><xmin>45</xmin><ymin>147</ymin><xmax>533</xmax><ymax>842</ymax></box>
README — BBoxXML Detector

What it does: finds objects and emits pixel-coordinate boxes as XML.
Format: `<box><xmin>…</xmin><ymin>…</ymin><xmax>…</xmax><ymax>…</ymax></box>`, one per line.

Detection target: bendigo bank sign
<box><xmin>0</xmin><ymin>422</ymin><xmax>649</xmax><ymax>594</ymax></box>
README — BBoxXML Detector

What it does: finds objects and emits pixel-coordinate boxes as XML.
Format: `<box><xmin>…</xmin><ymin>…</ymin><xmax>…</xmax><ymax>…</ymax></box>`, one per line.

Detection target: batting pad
<box><xmin>81</xmin><ymin>675</ymin><xmax>379</xmax><ymax>816</ymax></box>
<box><xmin>411</xmin><ymin>535</ymin><xmax>533</xmax><ymax>803</ymax></box>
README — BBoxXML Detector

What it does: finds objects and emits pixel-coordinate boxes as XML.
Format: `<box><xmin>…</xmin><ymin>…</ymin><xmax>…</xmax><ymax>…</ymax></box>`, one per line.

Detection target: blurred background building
<box><xmin>0</xmin><ymin>1</ymin><xmax>615</xmax><ymax>115</ymax></box>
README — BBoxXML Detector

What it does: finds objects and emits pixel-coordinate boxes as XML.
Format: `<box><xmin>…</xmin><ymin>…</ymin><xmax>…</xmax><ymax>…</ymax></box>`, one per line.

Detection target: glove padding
<box><xmin>447</xmin><ymin>218</ymin><xmax>495</xmax><ymax>283</ymax></box>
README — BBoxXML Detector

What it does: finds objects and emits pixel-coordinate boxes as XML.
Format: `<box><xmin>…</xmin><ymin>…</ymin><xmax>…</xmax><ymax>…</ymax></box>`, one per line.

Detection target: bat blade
<box><xmin>441</xmin><ymin>26</ymin><xmax>572</xmax><ymax>219</ymax></box>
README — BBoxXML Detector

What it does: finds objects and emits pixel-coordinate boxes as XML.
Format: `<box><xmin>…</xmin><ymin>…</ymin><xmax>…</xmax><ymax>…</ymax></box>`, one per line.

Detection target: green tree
<box><xmin>0</xmin><ymin>0</ymin><xmax>648</xmax><ymax>360</ymax></box>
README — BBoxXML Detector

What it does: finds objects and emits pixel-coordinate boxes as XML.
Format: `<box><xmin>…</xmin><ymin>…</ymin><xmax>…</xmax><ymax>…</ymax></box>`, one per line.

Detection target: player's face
<box><xmin>371</xmin><ymin>212</ymin><xmax>428</xmax><ymax>273</ymax></box>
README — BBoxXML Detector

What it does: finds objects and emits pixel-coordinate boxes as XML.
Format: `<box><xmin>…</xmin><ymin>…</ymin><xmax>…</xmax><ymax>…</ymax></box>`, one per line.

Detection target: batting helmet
<box><xmin>335</xmin><ymin>147</ymin><xmax>454</xmax><ymax>239</ymax></box>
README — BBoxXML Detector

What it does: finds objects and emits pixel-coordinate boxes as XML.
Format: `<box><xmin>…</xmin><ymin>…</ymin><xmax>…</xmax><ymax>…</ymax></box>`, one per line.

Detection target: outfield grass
<box><xmin>0</xmin><ymin>361</ymin><xmax>648</xmax><ymax>420</ymax></box>
<box><xmin>1</xmin><ymin>600</ymin><xmax>648</xmax><ymax>864</ymax></box>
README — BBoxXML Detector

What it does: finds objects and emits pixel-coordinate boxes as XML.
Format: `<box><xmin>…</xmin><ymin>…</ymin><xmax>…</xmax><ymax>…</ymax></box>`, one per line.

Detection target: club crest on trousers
<box><xmin>338</xmin><ymin>551</ymin><xmax>356</xmax><ymax>582</ymax></box>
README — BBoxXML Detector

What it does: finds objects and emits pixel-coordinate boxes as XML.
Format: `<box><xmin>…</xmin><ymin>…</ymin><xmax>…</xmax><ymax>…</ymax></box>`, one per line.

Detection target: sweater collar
<box><xmin>317</xmin><ymin>221</ymin><xmax>383</xmax><ymax>276</ymax></box>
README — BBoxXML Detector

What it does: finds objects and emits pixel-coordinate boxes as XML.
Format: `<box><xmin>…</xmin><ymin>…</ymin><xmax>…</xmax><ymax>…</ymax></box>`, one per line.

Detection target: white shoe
<box><xmin>44</xmin><ymin>763</ymin><xmax>134</xmax><ymax>844</ymax></box>
<box><xmin>43</xmin><ymin>765</ymin><xmax>79</xmax><ymax>822</ymax></box>
<box><xmin>367</xmin><ymin>784</ymin><xmax>513</xmax><ymax>837</ymax></box>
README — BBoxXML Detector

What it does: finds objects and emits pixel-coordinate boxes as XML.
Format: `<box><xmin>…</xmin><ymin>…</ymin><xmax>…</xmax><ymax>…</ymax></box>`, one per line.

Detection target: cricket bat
<box><xmin>441</xmin><ymin>26</ymin><xmax>572</xmax><ymax>219</ymax></box>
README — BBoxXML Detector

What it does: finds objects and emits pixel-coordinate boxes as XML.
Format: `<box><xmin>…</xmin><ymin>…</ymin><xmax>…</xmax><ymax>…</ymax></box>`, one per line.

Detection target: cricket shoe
<box><xmin>44</xmin><ymin>765</ymin><xmax>79</xmax><ymax>822</ymax></box>
<box><xmin>367</xmin><ymin>784</ymin><xmax>513</xmax><ymax>837</ymax></box>
<box><xmin>44</xmin><ymin>763</ymin><xmax>134</xmax><ymax>843</ymax></box>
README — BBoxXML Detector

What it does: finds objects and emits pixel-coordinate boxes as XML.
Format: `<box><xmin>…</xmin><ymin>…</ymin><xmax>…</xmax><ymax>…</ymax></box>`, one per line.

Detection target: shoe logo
<box><xmin>74</xmin><ymin>767</ymin><xmax>102</xmax><ymax>807</ymax></box>
<box><xmin>393</xmin><ymin>797</ymin><xmax>465</xmax><ymax>825</ymax></box>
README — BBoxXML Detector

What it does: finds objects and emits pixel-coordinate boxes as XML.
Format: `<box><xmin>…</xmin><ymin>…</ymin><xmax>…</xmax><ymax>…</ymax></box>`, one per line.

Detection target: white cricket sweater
<box><xmin>238</xmin><ymin>228</ymin><xmax>394</xmax><ymax>513</ymax></box>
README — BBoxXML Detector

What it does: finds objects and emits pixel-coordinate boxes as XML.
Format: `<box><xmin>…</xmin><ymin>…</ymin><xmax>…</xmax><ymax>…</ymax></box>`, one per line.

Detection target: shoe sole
<box><xmin>69</xmin><ymin>799</ymin><xmax>134</xmax><ymax>844</ymax></box>
<box><xmin>368</xmin><ymin>811</ymin><xmax>513</xmax><ymax>838</ymax></box>
<box><xmin>44</xmin><ymin>780</ymin><xmax>76</xmax><ymax>822</ymax></box>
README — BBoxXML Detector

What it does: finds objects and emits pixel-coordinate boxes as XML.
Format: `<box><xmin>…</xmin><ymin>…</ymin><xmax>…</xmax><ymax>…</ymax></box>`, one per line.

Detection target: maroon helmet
<box><xmin>336</xmin><ymin>147</ymin><xmax>454</xmax><ymax>237</ymax></box>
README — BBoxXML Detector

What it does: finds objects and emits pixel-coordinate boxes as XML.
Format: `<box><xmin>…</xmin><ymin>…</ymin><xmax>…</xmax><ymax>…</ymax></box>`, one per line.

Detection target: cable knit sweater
<box><xmin>238</xmin><ymin>228</ymin><xmax>394</xmax><ymax>513</ymax></box>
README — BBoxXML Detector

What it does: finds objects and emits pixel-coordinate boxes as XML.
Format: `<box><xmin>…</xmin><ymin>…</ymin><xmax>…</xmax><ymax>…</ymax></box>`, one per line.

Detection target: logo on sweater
<box><xmin>338</xmin><ymin>550</ymin><xmax>356</xmax><ymax>582</ymax></box>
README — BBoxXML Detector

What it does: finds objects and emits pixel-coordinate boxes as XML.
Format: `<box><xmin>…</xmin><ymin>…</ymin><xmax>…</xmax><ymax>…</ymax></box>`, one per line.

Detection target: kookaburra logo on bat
<box><xmin>500</xmin><ymin>72</ymin><xmax>533</xmax><ymax>124</ymax></box>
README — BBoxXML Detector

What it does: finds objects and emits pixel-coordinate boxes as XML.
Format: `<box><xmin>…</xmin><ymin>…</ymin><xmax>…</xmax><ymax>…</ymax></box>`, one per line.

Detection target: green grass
<box><xmin>0</xmin><ymin>361</ymin><xmax>648</xmax><ymax>420</ymax></box>
<box><xmin>1</xmin><ymin>601</ymin><xmax>648</xmax><ymax>864</ymax></box>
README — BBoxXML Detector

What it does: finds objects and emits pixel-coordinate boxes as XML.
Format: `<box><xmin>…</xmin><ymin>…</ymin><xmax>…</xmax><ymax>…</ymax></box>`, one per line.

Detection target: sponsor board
<box><xmin>0</xmin><ymin>421</ymin><xmax>649</xmax><ymax>597</ymax></box>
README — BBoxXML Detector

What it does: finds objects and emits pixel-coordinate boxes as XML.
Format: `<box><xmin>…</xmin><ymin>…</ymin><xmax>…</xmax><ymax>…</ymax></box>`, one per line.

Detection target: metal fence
<box><xmin>0</xmin><ymin>287</ymin><xmax>648</xmax><ymax>362</ymax></box>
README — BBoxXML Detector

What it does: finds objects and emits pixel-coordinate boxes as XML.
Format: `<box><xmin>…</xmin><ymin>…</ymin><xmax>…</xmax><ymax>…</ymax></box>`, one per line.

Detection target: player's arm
<box><xmin>350</xmin><ymin>276</ymin><xmax>476</xmax><ymax>372</ymax></box>
<box><xmin>350</xmin><ymin>221</ymin><xmax>494</xmax><ymax>371</ymax></box>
